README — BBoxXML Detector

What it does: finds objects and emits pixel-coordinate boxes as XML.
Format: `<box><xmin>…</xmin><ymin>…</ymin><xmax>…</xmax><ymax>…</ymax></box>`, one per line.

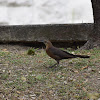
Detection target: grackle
<box><xmin>42</xmin><ymin>40</ymin><xmax>90</xmax><ymax>68</ymax></box>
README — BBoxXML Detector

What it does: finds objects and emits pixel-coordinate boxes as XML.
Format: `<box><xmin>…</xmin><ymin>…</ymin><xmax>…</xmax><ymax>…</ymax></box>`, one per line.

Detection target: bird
<box><xmin>42</xmin><ymin>40</ymin><xmax>90</xmax><ymax>68</ymax></box>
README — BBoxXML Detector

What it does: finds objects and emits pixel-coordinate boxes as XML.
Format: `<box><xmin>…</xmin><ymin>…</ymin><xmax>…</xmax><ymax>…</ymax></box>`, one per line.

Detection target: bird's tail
<box><xmin>74</xmin><ymin>55</ymin><xmax>90</xmax><ymax>58</ymax></box>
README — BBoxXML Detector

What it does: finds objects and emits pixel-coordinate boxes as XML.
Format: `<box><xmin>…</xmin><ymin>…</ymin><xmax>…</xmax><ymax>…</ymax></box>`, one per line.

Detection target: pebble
<box><xmin>88</xmin><ymin>68</ymin><xmax>92</xmax><ymax>72</ymax></box>
<box><xmin>30</xmin><ymin>94</ymin><xmax>36</xmax><ymax>97</ymax></box>
<box><xmin>30</xmin><ymin>94</ymin><xmax>36</xmax><ymax>99</ymax></box>
<box><xmin>2</xmin><ymin>70</ymin><xmax>5</xmax><ymax>72</ymax></box>
<box><xmin>68</xmin><ymin>77</ymin><xmax>73</xmax><ymax>82</ymax></box>
<box><xmin>62</xmin><ymin>77</ymin><xmax>65</xmax><ymax>79</ymax></box>
<box><xmin>63</xmin><ymin>81</ymin><xmax>67</xmax><ymax>85</ymax></box>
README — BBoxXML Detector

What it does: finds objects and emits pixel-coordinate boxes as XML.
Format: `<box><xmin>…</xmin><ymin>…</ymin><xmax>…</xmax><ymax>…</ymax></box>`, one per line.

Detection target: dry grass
<box><xmin>0</xmin><ymin>44</ymin><xmax>100</xmax><ymax>100</ymax></box>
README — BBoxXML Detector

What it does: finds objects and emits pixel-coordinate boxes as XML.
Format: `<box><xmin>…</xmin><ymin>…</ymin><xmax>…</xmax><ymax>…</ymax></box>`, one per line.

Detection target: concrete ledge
<box><xmin>0</xmin><ymin>24</ymin><xmax>93</xmax><ymax>43</ymax></box>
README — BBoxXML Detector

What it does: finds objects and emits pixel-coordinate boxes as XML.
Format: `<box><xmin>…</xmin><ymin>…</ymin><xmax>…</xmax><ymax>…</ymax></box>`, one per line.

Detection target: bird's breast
<box><xmin>46</xmin><ymin>49</ymin><xmax>54</xmax><ymax>58</ymax></box>
<box><xmin>46</xmin><ymin>49</ymin><xmax>60</xmax><ymax>60</ymax></box>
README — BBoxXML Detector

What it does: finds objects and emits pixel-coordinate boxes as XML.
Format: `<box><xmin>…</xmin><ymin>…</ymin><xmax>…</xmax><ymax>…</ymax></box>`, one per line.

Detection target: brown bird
<box><xmin>42</xmin><ymin>40</ymin><xmax>90</xmax><ymax>68</ymax></box>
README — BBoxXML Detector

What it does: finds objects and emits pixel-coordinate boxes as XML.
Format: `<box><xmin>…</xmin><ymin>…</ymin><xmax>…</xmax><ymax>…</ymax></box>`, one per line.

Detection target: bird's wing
<box><xmin>48</xmin><ymin>47</ymin><xmax>75</xmax><ymax>59</ymax></box>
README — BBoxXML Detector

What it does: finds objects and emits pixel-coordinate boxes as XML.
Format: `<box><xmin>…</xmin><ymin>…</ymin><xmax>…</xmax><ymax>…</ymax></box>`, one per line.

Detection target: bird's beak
<box><xmin>38</xmin><ymin>40</ymin><xmax>46</xmax><ymax>45</ymax></box>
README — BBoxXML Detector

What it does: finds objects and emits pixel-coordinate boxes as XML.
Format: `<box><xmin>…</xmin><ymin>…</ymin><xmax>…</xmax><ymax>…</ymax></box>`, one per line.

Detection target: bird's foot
<box><xmin>49</xmin><ymin>63</ymin><xmax>58</xmax><ymax>68</ymax></box>
<box><xmin>49</xmin><ymin>65</ymin><xmax>56</xmax><ymax>68</ymax></box>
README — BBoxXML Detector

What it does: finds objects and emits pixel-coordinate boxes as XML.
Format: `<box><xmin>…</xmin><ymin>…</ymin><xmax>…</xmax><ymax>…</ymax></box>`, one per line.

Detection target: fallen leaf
<box><xmin>81</xmin><ymin>66</ymin><xmax>88</xmax><ymax>70</ymax></box>
<box><xmin>2</xmin><ymin>49</ymin><xmax>9</xmax><ymax>52</ymax></box>
<box><xmin>2</xmin><ymin>49</ymin><xmax>7</xmax><ymax>51</ymax></box>
<box><xmin>16</xmin><ymin>91</ymin><xmax>21</xmax><ymax>94</ymax></box>
<box><xmin>38</xmin><ymin>60</ymin><xmax>43</xmax><ymax>63</ymax></box>
<box><xmin>74</xmin><ymin>70</ymin><xmax>79</xmax><ymax>73</ymax></box>
<box><xmin>82</xmin><ymin>87</ymin><xmax>87</xmax><ymax>92</ymax></box>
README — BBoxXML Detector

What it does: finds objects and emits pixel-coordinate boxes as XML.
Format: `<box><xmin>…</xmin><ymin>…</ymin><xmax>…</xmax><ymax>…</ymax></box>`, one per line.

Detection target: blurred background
<box><xmin>0</xmin><ymin>0</ymin><xmax>93</xmax><ymax>25</ymax></box>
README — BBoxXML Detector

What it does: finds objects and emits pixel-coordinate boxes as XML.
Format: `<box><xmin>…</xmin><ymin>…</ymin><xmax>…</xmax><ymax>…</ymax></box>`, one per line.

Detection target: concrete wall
<box><xmin>0</xmin><ymin>24</ymin><xmax>93</xmax><ymax>44</ymax></box>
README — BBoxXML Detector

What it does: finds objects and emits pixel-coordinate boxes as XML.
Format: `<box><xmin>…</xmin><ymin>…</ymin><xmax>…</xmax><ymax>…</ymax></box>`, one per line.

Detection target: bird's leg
<box><xmin>49</xmin><ymin>63</ymin><xmax>57</xmax><ymax>68</ymax></box>
<box><xmin>49</xmin><ymin>60</ymin><xmax>59</xmax><ymax>68</ymax></box>
<box><xmin>56</xmin><ymin>60</ymin><xmax>59</xmax><ymax>67</ymax></box>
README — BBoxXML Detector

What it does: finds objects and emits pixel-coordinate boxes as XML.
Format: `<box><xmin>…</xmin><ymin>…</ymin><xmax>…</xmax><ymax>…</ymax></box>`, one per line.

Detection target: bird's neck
<box><xmin>46</xmin><ymin>43</ymin><xmax>53</xmax><ymax>49</ymax></box>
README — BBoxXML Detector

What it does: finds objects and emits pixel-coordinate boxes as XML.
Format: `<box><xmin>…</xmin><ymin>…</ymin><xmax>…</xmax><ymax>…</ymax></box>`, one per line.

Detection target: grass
<box><xmin>0</xmin><ymin>45</ymin><xmax>100</xmax><ymax>100</ymax></box>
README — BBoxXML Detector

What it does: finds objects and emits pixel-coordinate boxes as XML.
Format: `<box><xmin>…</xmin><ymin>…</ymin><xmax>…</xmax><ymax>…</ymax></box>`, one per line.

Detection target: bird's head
<box><xmin>39</xmin><ymin>40</ymin><xmax>53</xmax><ymax>47</ymax></box>
<box><xmin>43</xmin><ymin>40</ymin><xmax>50</xmax><ymax>45</ymax></box>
